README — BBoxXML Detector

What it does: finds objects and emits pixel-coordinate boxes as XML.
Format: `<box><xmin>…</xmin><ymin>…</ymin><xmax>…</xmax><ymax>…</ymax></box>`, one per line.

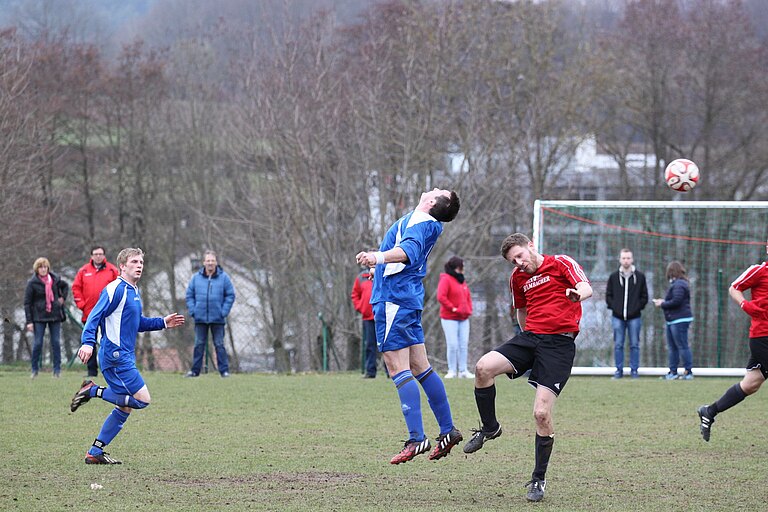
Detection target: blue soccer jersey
<box><xmin>371</xmin><ymin>210</ymin><xmax>443</xmax><ymax>311</ymax></box>
<box><xmin>82</xmin><ymin>276</ymin><xmax>165</xmax><ymax>369</ymax></box>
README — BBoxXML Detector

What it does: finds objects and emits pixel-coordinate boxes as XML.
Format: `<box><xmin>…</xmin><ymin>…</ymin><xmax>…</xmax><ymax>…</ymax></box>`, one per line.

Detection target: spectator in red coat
<box><xmin>351</xmin><ymin>267</ymin><xmax>378</xmax><ymax>378</ymax></box>
<box><xmin>72</xmin><ymin>245</ymin><xmax>119</xmax><ymax>377</ymax></box>
<box><xmin>437</xmin><ymin>256</ymin><xmax>473</xmax><ymax>378</ymax></box>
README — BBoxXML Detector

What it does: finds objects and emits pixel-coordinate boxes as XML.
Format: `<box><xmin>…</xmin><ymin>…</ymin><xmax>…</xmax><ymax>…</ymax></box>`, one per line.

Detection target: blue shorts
<box><xmin>102</xmin><ymin>365</ymin><xmax>145</xmax><ymax>396</ymax></box>
<box><xmin>373</xmin><ymin>302</ymin><xmax>424</xmax><ymax>352</ymax></box>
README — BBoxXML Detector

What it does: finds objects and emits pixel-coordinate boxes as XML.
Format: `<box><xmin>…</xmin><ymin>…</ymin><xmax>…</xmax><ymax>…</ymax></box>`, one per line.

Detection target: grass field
<box><xmin>1</xmin><ymin>368</ymin><xmax>767</xmax><ymax>511</ymax></box>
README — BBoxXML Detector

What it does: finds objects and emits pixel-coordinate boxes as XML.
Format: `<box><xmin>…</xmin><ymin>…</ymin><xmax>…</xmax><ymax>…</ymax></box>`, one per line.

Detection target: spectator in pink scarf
<box><xmin>24</xmin><ymin>257</ymin><xmax>69</xmax><ymax>378</ymax></box>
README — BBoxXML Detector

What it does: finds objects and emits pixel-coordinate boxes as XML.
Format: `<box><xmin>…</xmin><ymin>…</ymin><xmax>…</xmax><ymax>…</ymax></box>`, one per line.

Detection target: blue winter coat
<box><xmin>660</xmin><ymin>278</ymin><xmax>692</xmax><ymax>322</ymax></box>
<box><xmin>186</xmin><ymin>265</ymin><xmax>236</xmax><ymax>324</ymax></box>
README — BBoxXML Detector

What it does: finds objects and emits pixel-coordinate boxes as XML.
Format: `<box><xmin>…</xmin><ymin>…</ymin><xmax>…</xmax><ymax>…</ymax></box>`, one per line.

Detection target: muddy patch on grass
<box><xmin>161</xmin><ymin>471</ymin><xmax>364</xmax><ymax>490</ymax></box>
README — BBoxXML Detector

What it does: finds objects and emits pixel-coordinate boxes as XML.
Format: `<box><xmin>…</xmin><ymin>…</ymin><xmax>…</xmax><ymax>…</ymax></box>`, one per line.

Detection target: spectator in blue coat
<box><xmin>184</xmin><ymin>251</ymin><xmax>236</xmax><ymax>377</ymax></box>
<box><xmin>653</xmin><ymin>261</ymin><xmax>694</xmax><ymax>380</ymax></box>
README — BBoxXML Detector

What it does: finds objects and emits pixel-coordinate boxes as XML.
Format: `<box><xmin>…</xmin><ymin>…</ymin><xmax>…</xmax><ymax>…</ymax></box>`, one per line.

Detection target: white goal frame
<box><xmin>533</xmin><ymin>200</ymin><xmax>768</xmax><ymax>377</ymax></box>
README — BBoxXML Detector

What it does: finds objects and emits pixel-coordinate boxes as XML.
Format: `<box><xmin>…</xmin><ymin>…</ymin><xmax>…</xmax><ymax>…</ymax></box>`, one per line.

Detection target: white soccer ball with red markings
<box><xmin>664</xmin><ymin>158</ymin><xmax>699</xmax><ymax>192</ymax></box>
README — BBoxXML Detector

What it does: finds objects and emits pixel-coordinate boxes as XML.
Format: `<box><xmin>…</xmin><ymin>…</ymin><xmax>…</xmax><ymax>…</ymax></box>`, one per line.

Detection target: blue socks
<box><xmin>88</xmin><ymin>408</ymin><xmax>130</xmax><ymax>456</ymax></box>
<box><xmin>392</xmin><ymin>370</ymin><xmax>424</xmax><ymax>442</ymax></box>
<box><xmin>391</xmin><ymin>367</ymin><xmax>455</xmax><ymax>441</ymax></box>
<box><xmin>415</xmin><ymin>367</ymin><xmax>454</xmax><ymax>435</ymax></box>
<box><xmin>91</xmin><ymin>386</ymin><xmax>149</xmax><ymax>409</ymax></box>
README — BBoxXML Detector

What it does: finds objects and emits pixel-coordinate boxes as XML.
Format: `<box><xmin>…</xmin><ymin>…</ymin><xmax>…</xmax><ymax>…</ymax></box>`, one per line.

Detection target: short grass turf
<box><xmin>1</xmin><ymin>369</ymin><xmax>766</xmax><ymax>511</ymax></box>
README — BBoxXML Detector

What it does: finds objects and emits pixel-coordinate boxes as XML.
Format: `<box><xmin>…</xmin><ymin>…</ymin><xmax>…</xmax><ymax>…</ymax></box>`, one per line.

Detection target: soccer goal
<box><xmin>533</xmin><ymin>200</ymin><xmax>768</xmax><ymax>377</ymax></box>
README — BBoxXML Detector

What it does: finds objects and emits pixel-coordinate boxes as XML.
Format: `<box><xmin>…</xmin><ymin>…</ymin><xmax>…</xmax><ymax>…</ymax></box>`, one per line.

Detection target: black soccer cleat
<box><xmin>697</xmin><ymin>405</ymin><xmax>715</xmax><ymax>442</ymax></box>
<box><xmin>525</xmin><ymin>479</ymin><xmax>546</xmax><ymax>502</ymax></box>
<box><xmin>463</xmin><ymin>423</ymin><xmax>502</xmax><ymax>454</ymax></box>
<box><xmin>390</xmin><ymin>438</ymin><xmax>431</xmax><ymax>464</ymax></box>
<box><xmin>428</xmin><ymin>427</ymin><xmax>463</xmax><ymax>460</ymax></box>
<box><xmin>85</xmin><ymin>452</ymin><xmax>122</xmax><ymax>465</ymax></box>
<box><xmin>70</xmin><ymin>380</ymin><xmax>96</xmax><ymax>412</ymax></box>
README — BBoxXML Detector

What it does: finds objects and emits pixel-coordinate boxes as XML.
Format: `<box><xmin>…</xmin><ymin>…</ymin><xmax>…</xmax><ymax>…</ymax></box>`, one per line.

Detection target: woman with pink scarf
<box><xmin>24</xmin><ymin>257</ymin><xmax>69</xmax><ymax>378</ymax></box>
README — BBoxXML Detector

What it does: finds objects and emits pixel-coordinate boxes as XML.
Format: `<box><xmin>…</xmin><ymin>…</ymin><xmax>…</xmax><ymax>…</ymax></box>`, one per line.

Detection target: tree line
<box><xmin>1</xmin><ymin>0</ymin><xmax>766</xmax><ymax>372</ymax></box>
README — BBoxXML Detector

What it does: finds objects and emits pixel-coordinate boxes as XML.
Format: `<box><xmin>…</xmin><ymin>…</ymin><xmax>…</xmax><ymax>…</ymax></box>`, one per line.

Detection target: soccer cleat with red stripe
<box><xmin>70</xmin><ymin>380</ymin><xmax>96</xmax><ymax>412</ymax></box>
<box><xmin>428</xmin><ymin>427</ymin><xmax>463</xmax><ymax>460</ymax></box>
<box><xmin>390</xmin><ymin>438</ymin><xmax>431</xmax><ymax>465</ymax></box>
<box><xmin>85</xmin><ymin>452</ymin><xmax>122</xmax><ymax>465</ymax></box>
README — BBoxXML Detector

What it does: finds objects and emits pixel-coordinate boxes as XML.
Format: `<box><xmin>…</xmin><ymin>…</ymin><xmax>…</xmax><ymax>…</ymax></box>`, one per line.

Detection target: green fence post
<box><xmin>318</xmin><ymin>312</ymin><xmax>328</xmax><ymax>372</ymax></box>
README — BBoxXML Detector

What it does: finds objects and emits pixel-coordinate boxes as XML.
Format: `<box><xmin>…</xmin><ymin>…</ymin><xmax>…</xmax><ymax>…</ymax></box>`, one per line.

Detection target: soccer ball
<box><xmin>664</xmin><ymin>158</ymin><xmax>699</xmax><ymax>192</ymax></box>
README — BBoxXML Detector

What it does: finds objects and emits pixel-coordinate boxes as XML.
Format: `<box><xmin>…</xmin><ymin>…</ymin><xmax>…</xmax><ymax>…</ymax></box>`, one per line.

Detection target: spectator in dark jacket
<box><xmin>653</xmin><ymin>261</ymin><xmax>694</xmax><ymax>380</ymax></box>
<box><xmin>605</xmin><ymin>249</ymin><xmax>648</xmax><ymax>379</ymax></box>
<box><xmin>24</xmin><ymin>257</ymin><xmax>69</xmax><ymax>378</ymax></box>
<box><xmin>351</xmin><ymin>266</ymin><xmax>378</xmax><ymax>378</ymax></box>
<box><xmin>184</xmin><ymin>251</ymin><xmax>236</xmax><ymax>377</ymax></box>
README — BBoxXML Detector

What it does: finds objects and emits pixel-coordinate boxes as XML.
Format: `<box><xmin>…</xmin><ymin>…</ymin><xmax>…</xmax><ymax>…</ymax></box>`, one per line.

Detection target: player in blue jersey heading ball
<box><xmin>70</xmin><ymin>247</ymin><xmax>185</xmax><ymax>464</ymax></box>
<box><xmin>356</xmin><ymin>188</ymin><xmax>462</xmax><ymax>464</ymax></box>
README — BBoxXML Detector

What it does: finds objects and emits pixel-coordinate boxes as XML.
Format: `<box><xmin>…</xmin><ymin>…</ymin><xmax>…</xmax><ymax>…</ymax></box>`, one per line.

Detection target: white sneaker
<box><xmin>444</xmin><ymin>371</ymin><xmax>457</xmax><ymax>379</ymax></box>
<box><xmin>459</xmin><ymin>370</ymin><xmax>475</xmax><ymax>379</ymax></box>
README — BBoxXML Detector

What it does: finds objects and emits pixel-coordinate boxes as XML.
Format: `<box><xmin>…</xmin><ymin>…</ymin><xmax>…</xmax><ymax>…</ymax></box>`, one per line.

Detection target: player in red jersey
<box><xmin>697</xmin><ymin>238</ymin><xmax>768</xmax><ymax>442</ymax></box>
<box><xmin>463</xmin><ymin>233</ymin><xmax>592</xmax><ymax>502</ymax></box>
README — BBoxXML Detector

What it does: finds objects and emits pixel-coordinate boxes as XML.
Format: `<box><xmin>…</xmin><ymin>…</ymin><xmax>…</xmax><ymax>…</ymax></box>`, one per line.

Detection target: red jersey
<box><xmin>731</xmin><ymin>262</ymin><xmax>768</xmax><ymax>338</ymax></box>
<box><xmin>510</xmin><ymin>254</ymin><xmax>589</xmax><ymax>335</ymax></box>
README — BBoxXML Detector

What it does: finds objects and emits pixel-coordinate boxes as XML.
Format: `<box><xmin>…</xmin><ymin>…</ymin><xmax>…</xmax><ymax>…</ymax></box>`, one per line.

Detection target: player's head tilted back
<box><xmin>426</xmin><ymin>189</ymin><xmax>460</xmax><ymax>222</ymax></box>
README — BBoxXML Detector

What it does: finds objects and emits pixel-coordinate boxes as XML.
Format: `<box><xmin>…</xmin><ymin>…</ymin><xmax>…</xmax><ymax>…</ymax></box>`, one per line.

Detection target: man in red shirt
<box><xmin>351</xmin><ymin>267</ymin><xmax>378</xmax><ymax>378</ymax></box>
<box><xmin>463</xmin><ymin>233</ymin><xmax>592</xmax><ymax>502</ymax></box>
<box><xmin>72</xmin><ymin>245</ymin><xmax>119</xmax><ymax>377</ymax></box>
<box><xmin>697</xmin><ymin>238</ymin><xmax>768</xmax><ymax>442</ymax></box>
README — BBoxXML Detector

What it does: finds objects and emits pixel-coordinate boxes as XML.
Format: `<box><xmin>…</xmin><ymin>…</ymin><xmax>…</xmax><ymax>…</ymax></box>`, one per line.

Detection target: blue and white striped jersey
<box><xmin>81</xmin><ymin>276</ymin><xmax>165</xmax><ymax>369</ymax></box>
<box><xmin>371</xmin><ymin>210</ymin><xmax>443</xmax><ymax>311</ymax></box>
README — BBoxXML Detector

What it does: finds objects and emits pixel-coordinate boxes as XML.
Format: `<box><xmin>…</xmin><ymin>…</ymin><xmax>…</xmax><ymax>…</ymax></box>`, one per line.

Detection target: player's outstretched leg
<box><xmin>413</xmin><ymin>367</ymin><xmax>463</xmax><ymax>460</ymax></box>
<box><xmin>525</xmin><ymin>479</ymin><xmax>546</xmax><ymax>502</ymax></box>
<box><xmin>463</xmin><ymin>423</ymin><xmax>502</xmax><ymax>453</ymax></box>
<box><xmin>84</xmin><ymin>408</ymin><xmax>130</xmax><ymax>464</ymax></box>
<box><xmin>389</xmin><ymin>370</ymin><xmax>429</xmax><ymax>464</ymax></box>
<box><xmin>464</xmin><ymin>383</ymin><xmax>503</xmax><ymax>453</ymax></box>
<box><xmin>70</xmin><ymin>380</ymin><xmax>96</xmax><ymax>412</ymax></box>
<box><xmin>428</xmin><ymin>426</ymin><xmax>463</xmax><ymax>461</ymax></box>
<box><xmin>697</xmin><ymin>405</ymin><xmax>715</xmax><ymax>442</ymax></box>
<box><xmin>390</xmin><ymin>438</ymin><xmax>431</xmax><ymax>465</ymax></box>
<box><xmin>85</xmin><ymin>451</ymin><xmax>123</xmax><ymax>465</ymax></box>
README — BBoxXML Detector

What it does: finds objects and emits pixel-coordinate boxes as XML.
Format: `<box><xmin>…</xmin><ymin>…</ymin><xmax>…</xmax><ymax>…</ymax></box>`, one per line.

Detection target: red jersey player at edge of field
<box><xmin>697</xmin><ymin>237</ymin><xmax>768</xmax><ymax>443</ymax></box>
<box><xmin>462</xmin><ymin>232</ymin><xmax>592</xmax><ymax>503</ymax></box>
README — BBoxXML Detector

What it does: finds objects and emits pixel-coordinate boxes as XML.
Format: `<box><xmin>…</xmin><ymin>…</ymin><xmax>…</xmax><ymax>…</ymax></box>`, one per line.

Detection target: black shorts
<box><xmin>493</xmin><ymin>331</ymin><xmax>576</xmax><ymax>396</ymax></box>
<box><xmin>747</xmin><ymin>337</ymin><xmax>768</xmax><ymax>380</ymax></box>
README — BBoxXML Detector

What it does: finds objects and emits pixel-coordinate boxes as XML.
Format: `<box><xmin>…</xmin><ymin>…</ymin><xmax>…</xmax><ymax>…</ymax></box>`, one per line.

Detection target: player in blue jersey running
<box><xmin>70</xmin><ymin>247</ymin><xmax>185</xmax><ymax>464</ymax></box>
<box><xmin>356</xmin><ymin>188</ymin><xmax>462</xmax><ymax>464</ymax></box>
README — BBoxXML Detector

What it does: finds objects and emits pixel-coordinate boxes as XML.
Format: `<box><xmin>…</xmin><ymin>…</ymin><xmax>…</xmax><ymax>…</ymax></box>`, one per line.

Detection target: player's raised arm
<box><xmin>356</xmin><ymin>247</ymin><xmax>407</xmax><ymax>267</ymax></box>
<box><xmin>164</xmin><ymin>313</ymin><xmax>185</xmax><ymax>328</ymax></box>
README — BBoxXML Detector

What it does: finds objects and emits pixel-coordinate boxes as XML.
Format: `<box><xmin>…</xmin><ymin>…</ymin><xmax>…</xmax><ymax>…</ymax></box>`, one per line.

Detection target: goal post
<box><xmin>533</xmin><ymin>200</ymin><xmax>768</xmax><ymax>376</ymax></box>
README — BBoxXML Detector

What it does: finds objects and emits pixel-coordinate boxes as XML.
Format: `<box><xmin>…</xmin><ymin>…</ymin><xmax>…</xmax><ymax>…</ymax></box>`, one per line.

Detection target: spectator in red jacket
<box><xmin>437</xmin><ymin>256</ymin><xmax>473</xmax><ymax>378</ymax></box>
<box><xmin>351</xmin><ymin>267</ymin><xmax>378</xmax><ymax>378</ymax></box>
<box><xmin>72</xmin><ymin>245</ymin><xmax>119</xmax><ymax>377</ymax></box>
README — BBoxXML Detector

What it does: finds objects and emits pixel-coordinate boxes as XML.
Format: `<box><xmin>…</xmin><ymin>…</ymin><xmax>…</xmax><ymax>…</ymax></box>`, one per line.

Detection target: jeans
<box><xmin>666</xmin><ymin>321</ymin><xmax>692</xmax><ymax>373</ymax></box>
<box><xmin>612</xmin><ymin>316</ymin><xmax>642</xmax><ymax>372</ymax></box>
<box><xmin>362</xmin><ymin>319</ymin><xmax>377</xmax><ymax>377</ymax></box>
<box><xmin>191</xmin><ymin>323</ymin><xmax>229</xmax><ymax>375</ymax></box>
<box><xmin>31</xmin><ymin>321</ymin><xmax>61</xmax><ymax>373</ymax></box>
<box><xmin>441</xmin><ymin>318</ymin><xmax>470</xmax><ymax>373</ymax></box>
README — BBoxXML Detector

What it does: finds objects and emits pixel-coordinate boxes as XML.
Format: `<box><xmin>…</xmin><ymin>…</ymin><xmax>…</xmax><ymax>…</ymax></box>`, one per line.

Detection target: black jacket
<box><xmin>24</xmin><ymin>272</ymin><xmax>69</xmax><ymax>324</ymax></box>
<box><xmin>605</xmin><ymin>268</ymin><xmax>648</xmax><ymax>320</ymax></box>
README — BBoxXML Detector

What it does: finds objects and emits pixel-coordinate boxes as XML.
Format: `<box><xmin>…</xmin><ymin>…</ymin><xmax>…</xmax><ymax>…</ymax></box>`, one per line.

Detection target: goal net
<box><xmin>533</xmin><ymin>200</ymin><xmax>768</xmax><ymax>375</ymax></box>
